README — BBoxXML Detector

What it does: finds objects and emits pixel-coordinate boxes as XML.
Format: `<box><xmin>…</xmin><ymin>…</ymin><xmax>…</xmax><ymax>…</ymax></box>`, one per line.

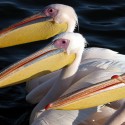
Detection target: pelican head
<box><xmin>0</xmin><ymin>32</ymin><xmax>85</xmax><ymax>88</ymax></box>
<box><xmin>43</xmin><ymin>4</ymin><xmax>78</xmax><ymax>32</ymax></box>
<box><xmin>53</xmin><ymin>32</ymin><xmax>86</xmax><ymax>54</ymax></box>
<box><xmin>0</xmin><ymin>4</ymin><xmax>78</xmax><ymax>48</ymax></box>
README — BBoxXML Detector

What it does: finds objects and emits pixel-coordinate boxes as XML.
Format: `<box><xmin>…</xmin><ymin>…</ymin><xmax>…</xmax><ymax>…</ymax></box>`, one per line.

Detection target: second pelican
<box><xmin>29</xmin><ymin>32</ymin><xmax>88</xmax><ymax>124</ymax></box>
<box><xmin>24</xmin><ymin>32</ymin><xmax>125</xmax><ymax>125</ymax></box>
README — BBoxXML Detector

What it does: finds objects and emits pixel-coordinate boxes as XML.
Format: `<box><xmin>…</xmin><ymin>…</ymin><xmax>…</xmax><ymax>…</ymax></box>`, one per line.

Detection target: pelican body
<box><xmin>27</xmin><ymin>33</ymin><xmax>125</xmax><ymax>125</ymax></box>
<box><xmin>29</xmin><ymin>32</ymin><xmax>87</xmax><ymax>124</ymax></box>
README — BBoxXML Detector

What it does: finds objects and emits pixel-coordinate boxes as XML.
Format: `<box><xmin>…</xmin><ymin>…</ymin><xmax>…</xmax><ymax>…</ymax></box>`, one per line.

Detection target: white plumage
<box><xmin>24</xmin><ymin>4</ymin><xmax>125</xmax><ymax>125</ymax></box>
<box><xmin>26</xmin><ymin>37</ymin><xmax>125</xmax><ymax>125</ymax></box>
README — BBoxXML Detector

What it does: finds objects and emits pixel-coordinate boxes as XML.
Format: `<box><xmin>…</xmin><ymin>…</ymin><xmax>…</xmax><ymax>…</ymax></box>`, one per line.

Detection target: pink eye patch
<box><xmin>54</xmin><ymin>39</ymin><xmax>70</xmax><ymax>50</ymax></box>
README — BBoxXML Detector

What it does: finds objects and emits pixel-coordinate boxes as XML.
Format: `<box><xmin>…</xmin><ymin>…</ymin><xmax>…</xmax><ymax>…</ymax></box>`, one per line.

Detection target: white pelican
<box><xmin>26</xmin><ymin>32</ymin><xmax>125</xmax><ymax>125</ymax></box>
<box><xmin>0</xmin><ymin>4</ymin><xmax>125</xmax><ymax>124</ymax></box>
<box><xmin>0</xmin><ymin>4</ymin><xmax>78</xmax><ymax>87</ymax></box>
<box><xmin>0</xmin><ymin>4</ymin><xmax>77</xmax><ymax>48</ymax></box>
<box><xmin>29</xmin><ymin>32</ymin><xmax>92</xmax><ymax>125</ymax></box>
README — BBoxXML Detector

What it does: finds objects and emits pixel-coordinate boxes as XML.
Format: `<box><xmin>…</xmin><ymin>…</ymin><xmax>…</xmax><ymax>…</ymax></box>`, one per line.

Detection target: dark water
<box><xmin>0</xmin><ymin>0</ymin><xmax>125</xmax><ymax>125</ymax></box>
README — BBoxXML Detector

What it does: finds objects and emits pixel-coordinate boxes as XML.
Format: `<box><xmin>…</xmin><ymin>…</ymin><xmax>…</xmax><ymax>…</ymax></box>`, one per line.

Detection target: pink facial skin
<box><xmin>44</xmin><ymin>7</ymin><xmax>58</xmax><ymax>18</ymax></box>
<box><xmin>54</xmin><ymin>39</ymin><xmax>70</xmax><ymax>51</ymax></box>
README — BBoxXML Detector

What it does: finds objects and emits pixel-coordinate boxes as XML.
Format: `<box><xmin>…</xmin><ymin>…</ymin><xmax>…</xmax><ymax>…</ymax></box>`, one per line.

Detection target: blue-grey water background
<box><xmin>0</xmin><ymin>0</ymin><xmax>125</xmax><ymax>125</ymax></box>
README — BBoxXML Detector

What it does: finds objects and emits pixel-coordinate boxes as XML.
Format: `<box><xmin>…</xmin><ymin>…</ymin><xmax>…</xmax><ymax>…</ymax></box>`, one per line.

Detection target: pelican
<box><xmin>0</xmin><ymin>4</ymin><xmax>125</xmax><ymax>124</ymax></box>
<box><xmin>29</xmin><ymin>32</ymin><xmax>90</xmax><ymax>124</ymax></box>
<box><xmin>0</xmin><ymin>4</ymin><xmax>77</xmax><ymax>48</ymax></box>
<box><xmin>25</xmin><ymin>32</ymin><xmax>125</xmax><ymax>125</ymax></box>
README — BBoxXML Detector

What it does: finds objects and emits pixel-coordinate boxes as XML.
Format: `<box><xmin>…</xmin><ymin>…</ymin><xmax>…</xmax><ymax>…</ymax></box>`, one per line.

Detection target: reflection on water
<box><xmin>0</xmin><ymin>0</ymin><xmax>125</xmax><ymax>125</ymax></box>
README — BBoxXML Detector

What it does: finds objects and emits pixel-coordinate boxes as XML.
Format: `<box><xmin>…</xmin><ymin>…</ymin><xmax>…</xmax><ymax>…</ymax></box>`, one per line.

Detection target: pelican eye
<box><xmin>62</xmin><ymin>40</ymin><xmax>66</xmax><ymax>44</ymax></box>
<box><xmin>48</xmin><ymin>8</ymin><xmax>55</xmax><ymax>13</ymax></box>
<box><xmin>54</xmin><ymin>39</ymin><xmax>70</xmax><ymax>50</ymax></box>
<box><xmin>44</xmin><ymin>7</ymin><xmax>58</xmax><ymax>17</ymax></box>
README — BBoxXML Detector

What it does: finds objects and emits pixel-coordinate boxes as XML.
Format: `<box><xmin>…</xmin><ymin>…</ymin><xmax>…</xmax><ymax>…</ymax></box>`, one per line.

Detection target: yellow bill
<box><xmin>46</xmin><ymin>74</ymin><xmax>125</xmax><ymax>110</ymax></box>
<box><xmin>0</xmin><ymin>43</ymin><xmax>75</xmax><ymax>88</ymax></box>
<box><xmin>0</xmin><ymin>13</ymin><xmax>67</xmax><ymax>48</ymax></box>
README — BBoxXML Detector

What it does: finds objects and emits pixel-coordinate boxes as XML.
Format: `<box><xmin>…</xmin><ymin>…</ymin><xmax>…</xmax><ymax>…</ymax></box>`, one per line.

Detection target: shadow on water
<box><xmin>0</xmin><ymin>0</ymin><xmax>125</xmax><ymax>125</ymax></box>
